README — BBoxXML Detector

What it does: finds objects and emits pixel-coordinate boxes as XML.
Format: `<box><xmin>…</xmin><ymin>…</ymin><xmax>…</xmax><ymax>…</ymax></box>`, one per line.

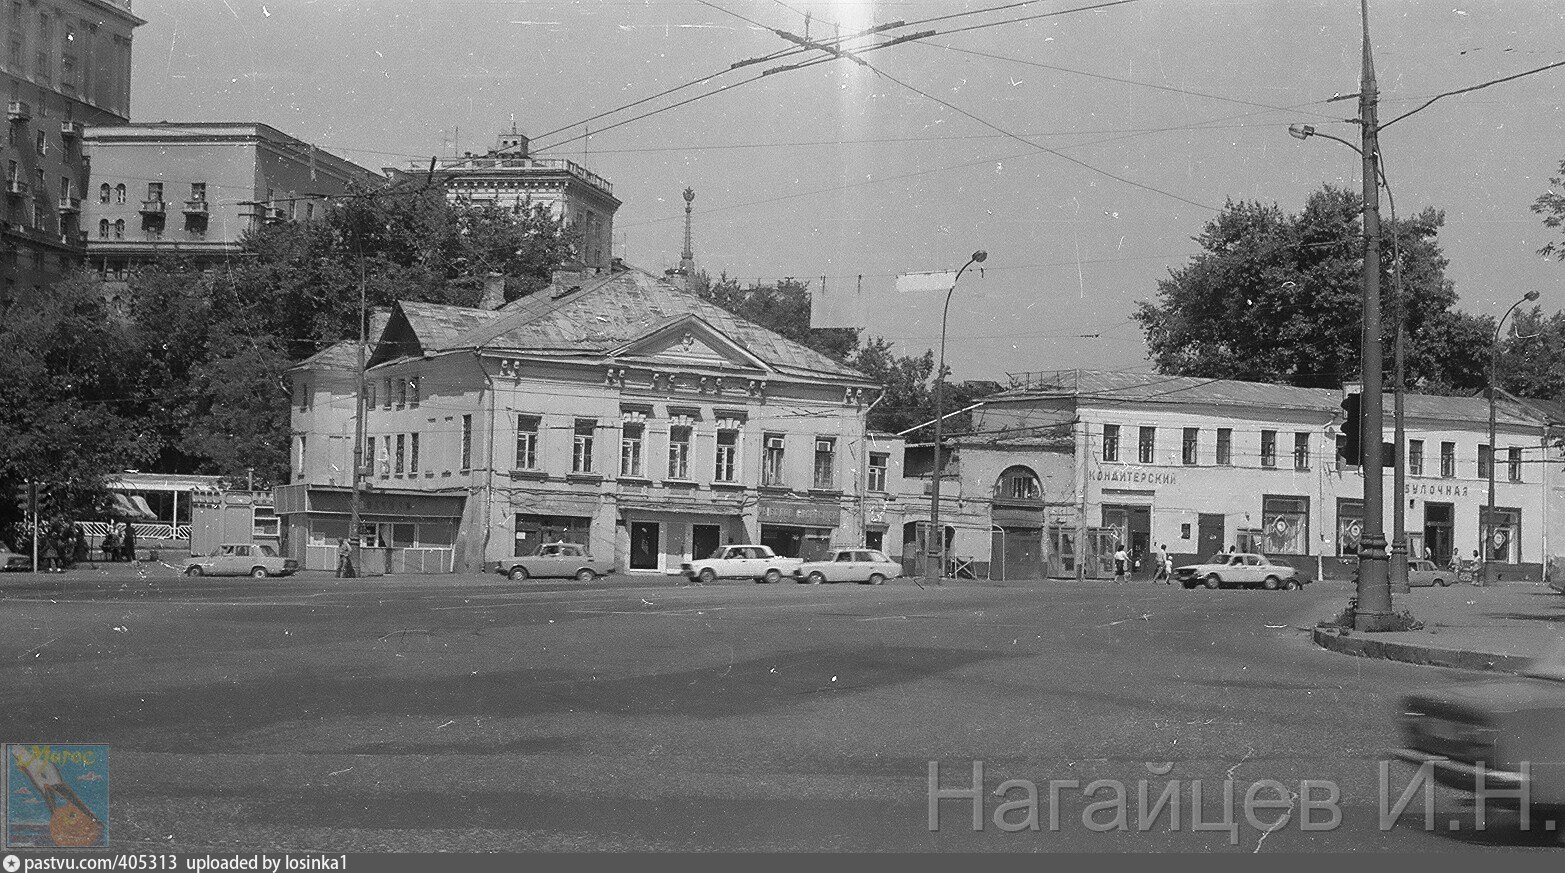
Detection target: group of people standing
<box><xmin>34</xmin><ymin>520</ymin><xmax>136</xmax><ymax>572</ymax></box>
<box><xmin>1112</xmin><ymin>543</ymin><xmax>1176</xmax><ymax>584</ymax></box>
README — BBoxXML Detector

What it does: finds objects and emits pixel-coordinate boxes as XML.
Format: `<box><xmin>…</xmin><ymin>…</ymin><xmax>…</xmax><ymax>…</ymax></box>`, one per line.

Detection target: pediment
<box><xmin>609</xmin><ymin>314</ymin><xmax>771</xmax><ymax>372</ymax></box>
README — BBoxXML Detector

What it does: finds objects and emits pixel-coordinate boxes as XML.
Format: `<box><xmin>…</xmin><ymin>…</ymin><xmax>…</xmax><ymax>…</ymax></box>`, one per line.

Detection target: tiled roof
<box><xmin>996</xmin><ymin>370</ymin><xmax>1542</xmax><ymax>426</ymax></box>
<box><xmin>398</xmin><ymin>301</ymin><xmax>505</xmax><ymax>352</ymax></box>
<box><xmin>293</xmin><ymin>339</ymin><xmax>359</xmax><ymax>371</ymax></box>
<box><xmin>444</xmin><ymin>267</ymin><xmax>869</xmax><ymax>381</ymax></box>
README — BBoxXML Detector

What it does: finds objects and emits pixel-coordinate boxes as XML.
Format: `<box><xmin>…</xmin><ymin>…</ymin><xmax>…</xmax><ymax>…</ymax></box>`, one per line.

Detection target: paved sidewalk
<box><xmin>1314</xmin><ymin>581</ymin><xmax>1565</xmax><ymax>673</ymax></box>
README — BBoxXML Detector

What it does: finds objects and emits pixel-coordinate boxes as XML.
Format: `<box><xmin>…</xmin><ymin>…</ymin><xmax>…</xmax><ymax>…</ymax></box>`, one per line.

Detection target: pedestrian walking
<box><xmin>70</xmin><ymin>525</ymin><xmax>87</xmax><ymax>568</ymax></box>
<box><xmin>1113</xmin><ymin>544</ymin><xmax>1128</xmax><ymax>584</ymax></box>
<box><xmin>102</xmin><ymin>528</ymin><xmax>119</xmax><ymax>562</ymax></box>
<box><xmin>336</xmin><ymin>538</ymin><xmax>355</xmax><ymax>578</ymax></box>
<box><xmin>1154</xmin><ymin>544</ymin><xmax>1172</xmax><ymax>583</ymax></box>
<box><xmin>122</xmin><ymin>520</ymin><xmax>136</xmax><ymax>562</ymax></box>
<box><xmin>40</xmin><ymin>534</ymin><xmax>59</xmax><ymax>573</ymax></box>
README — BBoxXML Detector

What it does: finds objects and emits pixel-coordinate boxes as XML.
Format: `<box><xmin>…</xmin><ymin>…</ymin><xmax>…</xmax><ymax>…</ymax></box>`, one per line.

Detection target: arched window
<box><xmin>995</xmin><ymin>465</ymin><xmax>1042</xmax><ymax>501</ymax></box>
<box><xmin>114</xmin><ymin>184</ymin><xmax>126</xmax><ymax>204</ymax></box>
<box><xmin>98</xmin><ymin>183</ymin><xmax>110</xmax><ymax>203</ymax></box>
<box><xmin>98</xmin><ymin>218</ymin><xmax>108</xmax><ymax>238</ymax></box>
<box><xmin>113</xmin><ymin>219</ymin><xmax>124</xmax><ymax>239</ymax></box>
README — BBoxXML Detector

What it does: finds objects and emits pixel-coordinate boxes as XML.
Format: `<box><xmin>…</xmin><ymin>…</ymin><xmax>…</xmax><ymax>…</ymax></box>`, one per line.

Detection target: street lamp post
<box><xmin>926</xmin><ymin>250</ymin><xmax>987</xmax><ymax>587</ymax></box>
<box><xmin>1485</xmin><ymin>290</ymin><xmax>1540</xmax><ymax>585</ymax></box>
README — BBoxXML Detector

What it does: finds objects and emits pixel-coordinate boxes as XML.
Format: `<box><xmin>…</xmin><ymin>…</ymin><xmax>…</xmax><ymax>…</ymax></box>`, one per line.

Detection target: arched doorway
<box><xmin>992</xmin><ymin>465</ymin><xmax>1045</xmax><ymax>580</ymax></box>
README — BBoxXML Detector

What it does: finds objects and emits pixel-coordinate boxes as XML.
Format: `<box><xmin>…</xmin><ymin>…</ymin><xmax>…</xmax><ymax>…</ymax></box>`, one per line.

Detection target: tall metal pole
<box><xmin>927</xmin><ymin>251</ymin><xmax>986</xmax><ymax>587</ymax></box>
<box><xmin>348</xmin><ymin>259</ymin><xmax>367</xmax><ymax>577</ymax></box>
<box><xmin>1354</xmin><ymin>0</ymin><xmax>1392</xmax><ymax>631</ymax></box>
<box><xmin>1486</xmin><ymin>292</ymin><xmax>1539</xmax><ymax>586</ymax></box>
<box><xmin>1390</xmin><ymin>223</ymin><xmax>1410</xmax><ymax>594</ymax></box>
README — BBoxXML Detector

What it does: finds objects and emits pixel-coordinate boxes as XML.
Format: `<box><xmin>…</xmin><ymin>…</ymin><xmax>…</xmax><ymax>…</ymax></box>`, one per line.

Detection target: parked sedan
<box><xmin>1394</xmin><ymin>641</ymin><xmax>1565</xmax><ymax>830</ymax></box>
<box><xmin>793</xmin><ymin>549</ymin><xmax>903</xmax><ymax>585</ymax></box>
<box><xmin>184</xmin><ymin>543</ymin><xmax>298</xmax><ymax>578</ymax></box>
<box><xmin>1407</xmin><ymin>559</ymin><xmax>1455</xmax><ymax>588</ymax></box>
<box><xmin>0</xmin><ymin>546</ymin><xmax>32</xmax><ymax>571</ymax></box>
<box><xmin>497</xmin><ymin>542</ymin><xmax>614</xmax><ymax>582</ymax></box>
<box><xmin>1174</xmin><ymin>553</ymin><xmax>1303</xmax><ymax>590</ymax></box>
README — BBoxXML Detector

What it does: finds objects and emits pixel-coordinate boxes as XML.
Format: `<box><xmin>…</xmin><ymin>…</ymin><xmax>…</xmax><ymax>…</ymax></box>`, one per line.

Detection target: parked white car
<box><xmin>681</xmin><ymin>545</ymin><xmax>803</xmax><ymax>584</ymax></box>
<box><xmin>184</xmin><ymin>543</ymin><xmax>298</xmax><ymax>578</ymax></box>
<box><xmin>794</xmin><ymin>549</ymin><xmax>902</xmax><ymax>585</ymax></box>
<box><xmin>1174</xmin><ymin>552</ymin><xmax>1303</xmax><ymax>590</ymax></box>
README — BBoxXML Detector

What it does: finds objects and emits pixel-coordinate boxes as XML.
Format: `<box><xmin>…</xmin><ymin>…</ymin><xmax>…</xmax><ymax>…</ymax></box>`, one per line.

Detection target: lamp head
<box><xmin>1288</xmin><ymin>124</ymin><xmax>1316</xmax><ymax>141</ymax></box>
<box><xmin>972</xmin><ymin>250</ymin><xmax>988</xmax><ymax>263</ymax></box>
<box><xmin>1524</xmin><ymin>290</ymin><xmax>1541</xmax><ymax>302</ymax></box>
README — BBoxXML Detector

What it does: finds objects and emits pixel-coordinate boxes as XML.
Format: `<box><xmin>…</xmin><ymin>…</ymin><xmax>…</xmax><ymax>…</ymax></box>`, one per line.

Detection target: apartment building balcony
<box><xmin>139</xmin><ymin>199</ymin><xmax>166</xmax><ymax>215</ymax></box>
<box><xmin>57</xmin><ymin>196</ymin><xmax>81</xmax><ymax>213</ymax></box>
<box><xmin>6</xmin><ymin>101</ymin><xmax>30</xmax><ymax>123</ymax></box>
<box><xmin>4</xmin><ymin>179</ymin><xmax>27</xmax><ymax>197</ymax></box>
<box><xmin>183</xmin><ymin>199</ymin><xmax>209</xmax><ymax>215</ymax></box>
<box><xmin>60</xmin><ymin>120</ymin><xmax>84</xmax><ymax>139</ymax></box>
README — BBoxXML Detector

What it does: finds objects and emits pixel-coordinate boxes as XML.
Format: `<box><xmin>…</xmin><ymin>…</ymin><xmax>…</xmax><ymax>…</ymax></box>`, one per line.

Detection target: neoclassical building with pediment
<box><xmin>279</xmin><ymin>265</ymin><xmax>906</xmax><ymax>574</ymax></box>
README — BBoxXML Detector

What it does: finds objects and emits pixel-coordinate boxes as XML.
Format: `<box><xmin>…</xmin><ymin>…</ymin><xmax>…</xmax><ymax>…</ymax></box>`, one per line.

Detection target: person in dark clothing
<box><xmin>122</xmin><ymin>521</ymin><xmax>136</xmax><ymax>562</ymax></box>
<box><xmin>72</xmin><ymin>526</ymin><xmax>88</xmax><ymax>567</ymax></box>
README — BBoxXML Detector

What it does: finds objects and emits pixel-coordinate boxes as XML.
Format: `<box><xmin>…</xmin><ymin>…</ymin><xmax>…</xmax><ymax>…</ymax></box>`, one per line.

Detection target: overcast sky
<box><xmin>129</xmin><ymin>0</ymin><xmax>1565</xmax><ymax>383</ymax></box>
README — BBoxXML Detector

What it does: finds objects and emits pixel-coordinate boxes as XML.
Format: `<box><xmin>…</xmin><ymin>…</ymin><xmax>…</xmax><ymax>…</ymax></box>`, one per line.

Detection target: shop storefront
<box><xmin>758</xmin><ymin>497</ymin><xmax>842</xmax><ymax>560</ymax></box>
<box><xmin>617</xmin><ymin>494</ymin><xmax>748</xmax><ymax>572</ymax></box>
<box><xmin>274</xmin><ymin>484</ymin><xmax>465</xmax><ymax>573</ymax></box>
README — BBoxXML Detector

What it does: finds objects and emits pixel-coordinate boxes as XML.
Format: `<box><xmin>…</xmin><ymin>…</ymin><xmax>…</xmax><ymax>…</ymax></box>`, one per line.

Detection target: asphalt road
<box><xmin>1</xmin><ymin>569</ymin><xmax>1558</xmax><ymax>852</ymax></box>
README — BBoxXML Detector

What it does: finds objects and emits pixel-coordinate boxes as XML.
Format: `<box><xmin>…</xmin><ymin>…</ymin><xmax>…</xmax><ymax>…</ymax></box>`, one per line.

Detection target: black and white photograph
<box><xmin>5</xmin><ymin>0</ymin><xmax>1565</xmax><ymax>857</ymax></box>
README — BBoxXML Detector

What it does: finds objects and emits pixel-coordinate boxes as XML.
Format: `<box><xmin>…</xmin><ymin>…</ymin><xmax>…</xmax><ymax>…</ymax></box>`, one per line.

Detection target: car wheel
<box><xmin>1436</xmin><ymin>578</ymin><xmax>1451</xmax><ymax>587</ymax></box>
<box><xmin>508</xmin><ymin>566</ymin><xmax>529</xmax><ymax>581</ymax></box>
<box><xmin>1284</xmin><ymin>580</ymin><xmax>1302</xmax><ymax>591</ymax></box>
<box><xmin>699</xmin><ymin>568</ymin><xmax>717</xmax><ymax>584</ymax></box>
<box><xmin>185</xmin><ymin>565</ymin><xmax>203</xmax><ymax>577</ymax></box>
<box><xmin>868</xmin><ymin>573</ymin><xmax>887</xmax><ymax>586</ymax></box>
<box><xmin>806</xmin><ymin>571</ymin><xmax>826</xmax><ymax>585</ymax></box>
<box><xmin>764</xmin><ymin>568</ymin><xmax>783</xmax><ymax>584</ymax></box>
<box><xmin>575</xmin><ymin>568</ymin><xmax>596</xmax><ymax>583</ymax></box>
<box><xmin>1262</xmin><ymin>575</ymin><xmax>1280</xmax><ymax>591</ymax></box>
<box><xmin>250</xmin><ymin>566</ymin><xmax>268</xmax><ymax>579</ymax></box>
<box><xmin>1204</xmin><ymin>574</ymin><xmax>1221</xmax><ymax>590</ymax></box>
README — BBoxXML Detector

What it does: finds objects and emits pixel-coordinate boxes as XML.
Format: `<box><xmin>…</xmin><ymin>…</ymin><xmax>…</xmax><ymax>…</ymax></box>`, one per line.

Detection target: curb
<box><xmin>1312</xmin><ymin>626</ymin><xmax>1535</xmax><ymax>675</ymax></box>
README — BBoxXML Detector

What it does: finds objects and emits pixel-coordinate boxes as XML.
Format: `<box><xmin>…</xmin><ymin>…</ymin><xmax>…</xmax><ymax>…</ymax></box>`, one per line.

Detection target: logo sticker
<box><xmin>5</xmin><ymin>745</ymin><xmax>109</xmax><ymax>848</ymax></box>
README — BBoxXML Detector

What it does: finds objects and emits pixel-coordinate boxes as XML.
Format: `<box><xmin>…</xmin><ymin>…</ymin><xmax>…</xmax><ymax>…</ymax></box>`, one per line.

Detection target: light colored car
<box><xmin>1174</xmin><ymin>552</ymin><xmax>1303</xmax><ymax>590</ymax></box>
<box><xmin>794</xmin><ymin>548</ymin><xmax>902</xmax><ymax>585</ymax></box>
<box><xmin>1406</xmin><ymin>559</ymin><xmax>1455</xmax><ymax>588</ymax></box>
<box><xmin>0</xmin><ymin>546</ymin><xmax>32</xmax><ymax>571</ymax></box>
<box><xmin>497</xmin><ymin>542</ymin><xmax>613</xmax><ymax>582</ymax></box>
<box><xmin>681</xmin><ymin>545</ymin><xmax>803</xmax><ymax>584</ymax></box>
<box><xmin>184</xmin><ymin>543</ymin><xmax>297</xmax><ymax>578</ymax></box>
<box><xmin>1395</xmin><ymin>641</ymin><xmax>1565</xmax><ymax>825</ymax></box>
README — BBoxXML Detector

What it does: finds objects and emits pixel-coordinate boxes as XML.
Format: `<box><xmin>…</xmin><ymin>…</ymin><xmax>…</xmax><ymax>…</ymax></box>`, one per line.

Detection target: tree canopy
<box><xmin>1134</xmin><ymin>185</ymin><xmax>1490</xmax><ymax>392</ymax></box>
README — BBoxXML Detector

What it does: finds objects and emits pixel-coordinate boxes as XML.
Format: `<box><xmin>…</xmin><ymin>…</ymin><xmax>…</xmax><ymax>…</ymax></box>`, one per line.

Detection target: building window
<box><xmin>812</xmin><ymin>437</ymin><xmax>836</xmax><ymax>490</ymax></box>
<box><xmin>620</xmin><ymin>422</ymin><xmax>644</xmax><ymax>477</ymax></box>
<box><xmin>1481</xmin><ymin>507</ymin><xmax>1521</xmax><ymax>563</ymax></box>
<box><xmin>366</xmin><ymin>381</ymin><xmax>376</xmax><ymax>409</ymax></box>
<box><xmin>1262</xmin><ymin>495</ymin><xmax>1309</xmax><ymax>555</ymax></box>
<box><xmin>365</xmin><ymin>436</ymin><xmax>374</xmax><ymax>474</ymax></box>
<box><xmin>114</xmin><ymin>184</ymin><xmax>125</xmax><ymax>204</ymax></box>
<box><xmin>410</xmin><ymin>432</ymin><xmax>420</xmax><ymax>473</ymax></box>
<box><xmin>515</xmin><ymin>415</ymin><xmax>539</xmax><ymax>470</ymax></box>
<box><xmin>1216</xmin><ymin>428</ymin><xmax>1232</xmax><ymax>466</ymax></box>
<box><xmin>998</xmin><ymin>466</ymin><xmax>1040</xmax><ymax>500</ymax></box>
<box><xmin>1102</xmin><ymin>424</ymin><xmax>1119</xmax><ymax>462</ymax></box>
<box><xmin>97</xmin><ymin>218</ymin><xmax>107</xmax><ymax>238</ymax></box>
<box><xmin>1181</xmin><ymin>428</ymin><xmax>1198</xmax><ymax>465</ymax></box>
<box><xmin>34</xmin><ymin>129</ymin><xmax>45</xmax><ymax>155</ymax></box>
<box><xmin>382</xmin><ymin>378</ymin><xmax>392</xmax><ymax>409</ymax></box>
<box><xmin>1508</xmin><ymin>447</ymin><xmax>1523</xmax><ymax>483</ymax></box>
<box><xmin>1409</xmin><ymin>439</ymin><xmax>1424</xmax><ymax>476</ymax></box>
<box><xmin>868</xmin><ymin>452</ymin><xmax>888</xmax><ymax>492</ymax></box>
<box><xmin>98</xmin><ymin>183</ymin><xmax>109</xmax><ymax>203</ymax></box>
<box><xmin>113</xmin><ymin>219</ymin><xmax>123</xmax><ymax>239</ymax></box>
<box><xmin>668</xmin><ymin>425</ymin><xmax>691</xmax><ymax>479</ymax></box>
<box><xmin>382</xmin><ymin>436</ymin><xmax>392</xmax><ymax>477</ymax></box>
<box><xmin>572</xmin><ymin>419</ymin><xmax>595</xmax><ymax>474</ymax></box>
<box><xmin>715</xmin><ymin>428</ymin><xmax>738</xmax><ymax>482</ymax></box>
<box><xmin>461</xmin><ymin>414</ymin><xmax>472</xmax><ymax>471</ymax></box>
<box><xmin>296</xmin><ymin>380</ymin><xmax>309</xmax><ymax>412</ymax></box>
<box><xmin>1261</xmin><ymin>430</ymin><xmax>1277</xmax><ymax>468</ymax></box>
<box><xmin>762</xmin><ymin>434</ymin><xmax>786</xmax><ymax>486</ymax></box>
<box><xmin>1440</xmin><ymin>441</ymin><xmax>1456</xmax><ymax>478</ymax></box>
<box><xmin>1478</xmin><ymin>444</ymin><xmax>1492</xmax><ymax>480</ymax></box>
<box><xmin>408</xmin><ymin>376</ymin><xmax>419</xmax><ymax>408</ymax></box>
<box><xmin>146</xmin><ymin>181</ymin><xmax>161</xmax><ymax>202</ymax></box>
<box><xmin>1293</xmin><ymin>432</ymin><xmax>1310</xmax><ymax>471</ymax></box>
<box><xmin>296</xmin><ymin>435</ymin><xmax>306</xmax><ymax>476</ymax></box>
<box><xmin>395</xmin><ymin>377</ymin><xmax>407</xmax><ymax>407</ymax></box>
<box><xmin>1137</xmin><ymin>426</ymin><xmax>1155</xmax><ymax>464</ymax></box>
<box><xmin>1336</xmin><ymin>498</ymin><xmax>1364</xmax><ymax>557</ymax></box>
<box><xmin>395</xmin><ymin>434</ymin><xmax>405</xmax><ymax>474</ymax></box>
<box><xmin>58</xmin><ymin>175</ymin><xmax>69</xmax><ymax>201</ymax></box>
<box><xmin>190</xmin><ymin>182</ymin><xmax>205</xmax><ymax>202</ymax></box>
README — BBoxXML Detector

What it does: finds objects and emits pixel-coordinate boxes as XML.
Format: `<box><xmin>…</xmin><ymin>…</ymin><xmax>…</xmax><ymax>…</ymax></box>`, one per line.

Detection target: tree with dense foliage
<box><xmin>1134</xmin><ymin>185</ymin><xmax>1490</xmax><ymax>391</ymax></box>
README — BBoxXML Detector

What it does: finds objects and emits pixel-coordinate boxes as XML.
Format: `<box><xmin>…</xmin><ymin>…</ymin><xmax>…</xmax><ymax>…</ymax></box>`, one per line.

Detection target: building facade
<box><xmin>393</xmin><ymin>128</ymin><xmax>619</xmax><ymax>272</ymax></box>
<box><xmin>2</xmin><ymin>0</ymin><xmax>142</xmax><ymax>295</ymax></box>
<box><xmin>280</xmin><ymin>266</ymin><xmax>905</xmax><ymax>574</ymax></box>
<box><xmin>972</xmin><ymin>371</ymin><xmax>1554</xmax><ymax>580</ymax></box>
<box><xmin>81</xmin><ymin>122</ymin><xmax>380</xmax><ymax>275</ymax></box>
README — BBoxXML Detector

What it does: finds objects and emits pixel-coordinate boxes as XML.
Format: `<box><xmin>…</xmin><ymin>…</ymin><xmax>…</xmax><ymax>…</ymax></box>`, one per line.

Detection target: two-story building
<box><xmin>969</xmin><ymin>370</ymin><xmax>1554</xmax><ymax>581</ymax></box>
<box><xmin>280</xmin><ymin>265</ymin><xmax>906</xmax><ymax>574</ymax></box>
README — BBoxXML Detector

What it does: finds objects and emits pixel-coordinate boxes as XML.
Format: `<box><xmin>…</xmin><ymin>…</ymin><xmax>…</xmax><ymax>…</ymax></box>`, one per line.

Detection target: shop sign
<box><xmin>758</xmin><ymin>500</ymin><xmax>841</xmax><ymax>527</ymax></box>
<box><xmin>1092</xmin><ymin>467</ymin><xmax>1176</xmax><ymax>486</ymax></box>
<box><xmin>1405</xmin><ymin>482</ymin><xmax>1470</xmax><ymax>497</ymax></box>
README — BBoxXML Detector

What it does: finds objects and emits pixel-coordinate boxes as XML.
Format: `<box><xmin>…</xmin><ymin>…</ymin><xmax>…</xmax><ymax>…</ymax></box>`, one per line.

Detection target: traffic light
<box><xmin>9</xmin><ymin>480</ymin><xmax>27</xmax><ymax>516</ymax></box>
<box><xmin>1340</xmin><ymin>392</ymin><xmax>1363</xmax><ymax>466</ymax></box>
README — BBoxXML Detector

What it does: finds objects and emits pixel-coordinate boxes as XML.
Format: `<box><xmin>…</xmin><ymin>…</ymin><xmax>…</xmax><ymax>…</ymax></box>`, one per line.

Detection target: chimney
<box><xmin>480</xmin><ymin>272</ymin><xmax>506</xmax><ymax>310</ymax></box>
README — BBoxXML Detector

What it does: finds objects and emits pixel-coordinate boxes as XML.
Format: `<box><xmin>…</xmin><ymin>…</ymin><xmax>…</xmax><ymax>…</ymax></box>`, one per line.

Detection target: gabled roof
<box><xmin>369</xmin><ymin>300</ymin><xmax>504</xmax><ymax>366</ymax></box>
<box><xmin>993</xmin><ymin>370</ymin><xmax>1544</xmax><ymax>427</ymax></box>
<box><xmin>293</xmin><ymin>339</ymin><xmax>359</xmax><ymax>372</ymax></box>
<box><xmin>441</xmin><ymin>266</ymin><xmax>869</xmax><ymax>382</ymax></box>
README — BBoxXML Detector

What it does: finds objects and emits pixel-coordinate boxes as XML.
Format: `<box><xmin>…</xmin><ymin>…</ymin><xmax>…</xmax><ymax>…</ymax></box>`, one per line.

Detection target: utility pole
<box><xmin>1354</xmin><ymin>0</ymin><xmax>1393</xmax><ymax>631</ymax></box>
<box><xmin>348</xmin><ymin>259</ymin><xmax>368</xmax><ymax>577</ymax></box>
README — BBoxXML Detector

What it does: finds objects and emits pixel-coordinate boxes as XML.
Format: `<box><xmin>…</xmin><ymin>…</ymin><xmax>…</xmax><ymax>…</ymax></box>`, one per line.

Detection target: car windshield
<box><xmin>1206</xmin><ymin>554</ymin><xmax>1233</xmax><ymax>565</ymax></box>
<box><xmin>1522</xmin><ymin>640</ymin><xmax>1565</xmax><ymax>682</ymax></box>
